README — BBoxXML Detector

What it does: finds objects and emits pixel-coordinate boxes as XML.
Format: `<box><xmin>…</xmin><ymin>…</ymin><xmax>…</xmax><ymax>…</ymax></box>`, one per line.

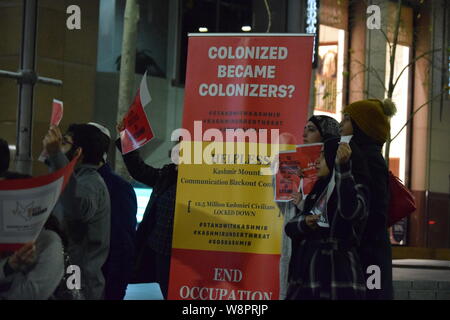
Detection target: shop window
<box><xmin>313</xmin><ymin>25</ymin><xmax>346</xmax><ymax>122</ymax></box>
<box><xmin>97</xmin><ymin>0</ymin><xmax>169</xmax><ymax>77</ymax></box>
<box><xmin>384</xmin><ymin>3</ymin><xmax>413</xmax><ymax>246</ymax></box>
<box><xmin>176</xmin><ymin>0</ymin><xmax>252</xmax><ymax>86</ymax></box>
<box><xmin>312</xmin><ymin>0</ymin><xmax>348</xmax><ymax>122</ymax></box>
<box><xmin>385</xmin><ymin>44</ymin><xmax>410</xmax><ymax>184</ymax></box>
<box><xmin>385</xmin><ymin>45</ymin><xmax>410</xmax><ymax>246</ymax></box>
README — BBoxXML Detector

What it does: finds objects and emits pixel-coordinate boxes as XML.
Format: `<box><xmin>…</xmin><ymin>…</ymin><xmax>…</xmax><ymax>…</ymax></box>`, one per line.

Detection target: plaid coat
<box><xmin>285</xmin><ymin>161</ymin><xmax>369</xmax><ymax>300</ymax></box>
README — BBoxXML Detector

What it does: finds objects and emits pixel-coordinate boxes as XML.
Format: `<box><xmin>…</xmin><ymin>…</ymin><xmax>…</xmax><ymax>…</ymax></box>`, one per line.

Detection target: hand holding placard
<box><xmin>336</xmin><ymin>143</ymin><xmax>352</xmax><ymax>164</ymax></box>
<box><xmin>305</xmin><ymin>215</ymin><xmax>320</xmax><ymax>230</ymax></box>
<box><xmin>38</xmin><ymin>100</ymin><xmax>64</xmax><ymax>162</ymax></box>
<box><xmin>43</xmin><ymin>125</ymin><xmax>63</xmax><ymax>156</ymax></box>
<box><xmin>119</xmin><ymin>72</ymin><xmax>154</xmax><ymax>154</ymax></box>
<box><xmin>116</xmin><ymin>119</ymin><xmax>125</xmax><ymax>133</ymax></box>
<box><xmin>336</xmin><ymin>135</ymin><xmax>353</xmax><ymax>164</ymax></box>
<box><xmin>7</xmin><ymin>242</ymin><xmax>37</xmax><ymax>272</ymax></box>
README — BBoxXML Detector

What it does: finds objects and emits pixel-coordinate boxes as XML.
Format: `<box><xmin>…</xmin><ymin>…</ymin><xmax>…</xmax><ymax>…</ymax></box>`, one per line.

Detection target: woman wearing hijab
<box><xmin>278</xmin><ymin>115</ymin><xmax>340</xmax><ymax>299</ymax></box>
<box><xmin>285</xmin><ymin>137</ymin><xmax>370</xmax><ymax>300</ymax></box>
<box><xmin>291</xmin><ymin>115</ymin><xmax>341</xmax><ymax>205</ymax></box>
<box><xmin>302</xmin><ymin>115</ymin><xmax>341</xmax><ymax>144</ymax></box>
<box><xmin>340</xmin><ymin>98</ymin><xmax>396</xmax><ymax>300</ymax></box>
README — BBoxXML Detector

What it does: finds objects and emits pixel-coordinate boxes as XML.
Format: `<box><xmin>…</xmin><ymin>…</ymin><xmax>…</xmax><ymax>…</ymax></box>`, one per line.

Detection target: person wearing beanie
<box><xmin>340</xmin><ymin>98</ymin><xmax>396</xmax><ymax>300</ymax></box>
<box><xmin>86</xmin><ymin>122</ymin><xmax>138</xmax><ymax>300</ymax></box>
<box><xmin>285</xmin><ymin>138</ymin><xmax>370</xmax><ymax>300</ymax></box>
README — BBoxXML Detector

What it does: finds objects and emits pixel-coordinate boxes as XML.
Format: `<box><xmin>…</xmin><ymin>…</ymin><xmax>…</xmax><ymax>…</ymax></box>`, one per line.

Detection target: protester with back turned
<box><xmin>43</xmin><ymin>124</ymin><xmax>111</xmax><ymax>300</ymax></box>
<box><xmin>86</xmin><ymin>122</ymin><xmax>138</xmax><ymax>300</ymax></box>
<box><xmin>340</xmin><ymin>98</ymin><xmax>396</xmax><ymax>300</ymax></box>
<box><xmin>116</xmin><ymin>121</ymin><xmax>177</xmax><ymax>299</ymax></box>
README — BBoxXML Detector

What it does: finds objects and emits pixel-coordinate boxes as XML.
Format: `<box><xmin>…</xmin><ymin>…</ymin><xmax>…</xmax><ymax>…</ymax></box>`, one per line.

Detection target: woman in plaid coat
<box><xmin>285</xmin><ymin>138</ymin><xmax>370</xmax><ymax>300</ymax></box>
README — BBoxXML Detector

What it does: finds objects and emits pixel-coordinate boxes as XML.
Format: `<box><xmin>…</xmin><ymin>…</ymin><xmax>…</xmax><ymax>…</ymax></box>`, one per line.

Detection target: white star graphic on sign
<box><xmin>12</xmin><ymin>201</ymin><xmax>34</xmax><ymax>221</ymax></box>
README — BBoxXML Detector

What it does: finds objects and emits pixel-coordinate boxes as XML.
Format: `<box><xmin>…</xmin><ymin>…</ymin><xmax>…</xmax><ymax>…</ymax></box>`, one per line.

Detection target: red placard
<box><xmin>275</xmin><ymin>151</ymin><xmax>301</xmax><ymax>201</ymax></box>
<box><xmin>38</xmin><ymin>99</ymin><xmax>64</xmax><ymax>162</ymax></box>
<box><xmin>296</xmin><ymin>143</ymin><xmax>323</xmax><ymax>196</ymax></box>
<box><xmin>120</xmin><ymin>73</ymin><xmax>154</xmax><ymax>154</ymax></box>
<box><xmin>50</xmin><ymin>99</ymin><xmax>63</xmax><ymax>126</ymax></box>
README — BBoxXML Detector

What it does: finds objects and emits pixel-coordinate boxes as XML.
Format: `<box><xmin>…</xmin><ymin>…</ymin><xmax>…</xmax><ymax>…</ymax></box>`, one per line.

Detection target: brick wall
<box><xmin>394</xmin><ymin>280</ymin><xmax>450</xmax><ymax>300</ymax></box>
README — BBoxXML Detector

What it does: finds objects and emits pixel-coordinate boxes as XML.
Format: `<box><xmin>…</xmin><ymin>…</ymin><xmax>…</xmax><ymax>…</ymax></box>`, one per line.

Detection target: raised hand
<box><xmin>8</xmin><ymin>242</ymin><xmax>37</xmax><ymax>272</ymax></box>
<box><xmin>336</xmin><ymin>142</ymin><xmax>352</xmax><ymax>165</ymax></box>
<box><xmin>43</xmin><ymin>125</ymin><xmax>63</xmax><ymax>156</ymax></box>
<box><xmin>305</xmin><ymin>215</ymin><xmax>320</xmax><ymax>230</ymax></box>
<box><xmin>116</xmin><ymin>119</ymin><xmax>125</xmax><ymax>133</ymax></box>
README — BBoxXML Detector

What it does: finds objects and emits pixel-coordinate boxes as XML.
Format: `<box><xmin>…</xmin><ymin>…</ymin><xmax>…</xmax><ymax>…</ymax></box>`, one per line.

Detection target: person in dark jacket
<box><xmin>116</xmin><ymin>122</ymin><xmax>177</xmax><ymax>299</ymax></box>
<box><xmin>86</xmin><ymin>123</ymin><xmax>138</xmax><ymax>300</ymax></box>
<box><xmin>285</xmin><ymin>138</ymin><xmax>370</xmax><ymax>300</ymax></box>
<box><xmin>340</xmin><ymin>98</ymin><xmax>397</xmax><ymax>300</ymax></box>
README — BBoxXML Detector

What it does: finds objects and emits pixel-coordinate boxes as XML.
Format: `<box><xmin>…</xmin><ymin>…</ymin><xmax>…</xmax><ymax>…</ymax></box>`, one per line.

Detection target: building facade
<box><xmin>0</xmin><ymin>0</ymin><xmax>448</xmax><ymax>251</ymax></box>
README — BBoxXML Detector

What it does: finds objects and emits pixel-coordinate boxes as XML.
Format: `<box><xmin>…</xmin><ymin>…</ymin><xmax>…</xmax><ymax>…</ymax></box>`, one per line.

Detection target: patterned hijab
<box><xmin>308</xmin><ymin>115</ymin><xmax>340</xmax><ymax>142</ymax></box>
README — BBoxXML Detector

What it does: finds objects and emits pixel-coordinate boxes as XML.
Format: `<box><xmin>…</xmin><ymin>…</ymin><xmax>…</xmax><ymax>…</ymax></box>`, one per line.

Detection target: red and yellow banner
<box><xmin>169</xmin><ymin>34</ymin><xmax>314</xmax><ymax>300</ymax></box>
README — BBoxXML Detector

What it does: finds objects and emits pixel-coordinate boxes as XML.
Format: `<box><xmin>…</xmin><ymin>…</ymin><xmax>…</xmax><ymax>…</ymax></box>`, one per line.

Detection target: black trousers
<box><xmin>152</xmin><ymin>249</ymin><xmax>171</xmax><ymax>299</ymax></box>
<box><xmin>359</xmin><ymin>232</ymin><xmax>394</xmax><ymax>300</ymax></box>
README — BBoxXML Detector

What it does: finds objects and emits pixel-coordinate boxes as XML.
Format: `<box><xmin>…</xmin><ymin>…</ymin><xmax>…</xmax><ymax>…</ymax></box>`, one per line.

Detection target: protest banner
<box><xmin>274</xmin><ymin>143</ymin><xmax>322</xmax><ymax>202</ymax></box>
<box><xmin>120</xmin><ymin>71</ymin><xmax>154</xmax><ymax>155</ymax></box>
<box><xmin>168</xmin><ymin>34</ymin><xmax>314</xmax><ymax>300</ymax></box>
<box><xmin>0</xmin><ymin>154</ymin><xmax>79</xmax><ymax>251</ymax></box>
